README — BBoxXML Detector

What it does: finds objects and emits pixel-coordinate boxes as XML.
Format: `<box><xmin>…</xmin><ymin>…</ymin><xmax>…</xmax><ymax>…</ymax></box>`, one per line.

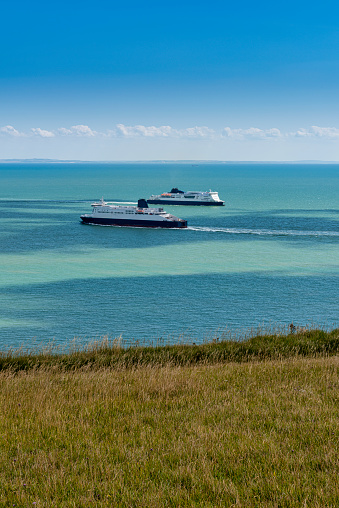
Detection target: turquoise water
<box><xmin>0</xmin><ymin>163</ymin><xmax>338</xmax><ymax>347</ymax></box>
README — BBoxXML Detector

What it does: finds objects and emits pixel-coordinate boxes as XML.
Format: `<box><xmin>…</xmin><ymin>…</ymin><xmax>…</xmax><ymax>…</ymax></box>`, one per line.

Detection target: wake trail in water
<box><xmin>187</xmin><ymin>226</ymin><xmax>339</xmax><ymax>237</ymax></box>
<box><xmin>110</xmin><ymin>201</ymin><xmax>138</xmax><ymax>204</ymax></box>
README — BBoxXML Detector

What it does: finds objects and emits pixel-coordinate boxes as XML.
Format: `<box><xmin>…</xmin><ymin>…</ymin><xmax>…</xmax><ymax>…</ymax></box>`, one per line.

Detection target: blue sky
<box><xmin>1</xmin><ymin>0</ymin><xmax>339</xmax><ymax>160</ymax></box>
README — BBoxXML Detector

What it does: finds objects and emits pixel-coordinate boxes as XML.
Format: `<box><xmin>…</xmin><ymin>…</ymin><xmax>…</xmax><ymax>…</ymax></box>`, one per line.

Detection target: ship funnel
<box><xmin>137</xmin><ymin>199</ymin><xmax>148</xmax><ymax>208</ymax></box>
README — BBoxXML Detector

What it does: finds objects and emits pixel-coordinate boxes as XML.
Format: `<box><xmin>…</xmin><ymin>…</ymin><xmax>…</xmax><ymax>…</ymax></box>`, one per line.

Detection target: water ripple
<box><xmin>188</xmin><ymin>226</ymin><xmax>339</xmax><ymax>237</ymax></box>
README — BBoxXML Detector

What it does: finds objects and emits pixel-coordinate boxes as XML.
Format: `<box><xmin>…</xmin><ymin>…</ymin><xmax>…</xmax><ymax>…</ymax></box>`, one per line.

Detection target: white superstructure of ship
<box><xmin>147</xmin><ymin>188</ymin><xmax>224</xmax><ymax>206</ymax></box>
<box><xmin>80</xmin><ymin>198</ymin><xmax>187</xmax><ymax>228</ymax></box>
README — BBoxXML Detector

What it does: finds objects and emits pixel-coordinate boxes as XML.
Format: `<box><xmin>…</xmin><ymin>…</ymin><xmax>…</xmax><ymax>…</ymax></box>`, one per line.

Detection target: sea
<box><xmin>0</xmin><ymin>162</ymin><xmax>338</xmax><ymax>349</ymax></box>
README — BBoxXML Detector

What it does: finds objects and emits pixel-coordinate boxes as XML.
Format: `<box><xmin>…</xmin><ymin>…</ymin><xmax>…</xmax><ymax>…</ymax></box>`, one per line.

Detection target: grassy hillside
<box><xmin>0</xmin><ymin>357</ymin><xmax>338</xmax><ymax>507</ymax></box>
<box><xmin>1</xmin><ymin>328</ymin><xmax>338</xmax><ymax>372</ymax></box>
<box><xmin>0</xmin><ymin>330</ymin><xmax>338</xmax><ymax>506</ymax></box>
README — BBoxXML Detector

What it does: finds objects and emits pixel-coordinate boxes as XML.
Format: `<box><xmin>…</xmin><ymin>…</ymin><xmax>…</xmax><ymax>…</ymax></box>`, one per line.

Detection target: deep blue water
<box><xmin>0</xmin><ymin>162</ymin><xmax>338</xmax><ymax>348</ymax></box>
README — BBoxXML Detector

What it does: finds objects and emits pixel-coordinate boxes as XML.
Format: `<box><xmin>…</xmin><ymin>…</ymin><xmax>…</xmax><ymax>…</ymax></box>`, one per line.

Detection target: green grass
<box><xmin>0</xmin><ymin>327</ymin><xmax>338</xmax><ymax>372</ymax></box>
<box><xmin>0</xmin><ymin>329</ymin><xmax>338</xmax><ymax>506</ymax></box>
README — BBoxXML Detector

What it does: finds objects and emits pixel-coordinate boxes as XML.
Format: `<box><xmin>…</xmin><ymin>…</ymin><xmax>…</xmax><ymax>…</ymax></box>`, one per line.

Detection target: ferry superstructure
<box><xmin>147</xmin><ymin>188</ymin><xmax>224</xmax><ymax>206</ymax></box>
<box><xmin>80</xmin><ymin>198</ymin><xmax>187</xmax><ymax>228</ymax></box>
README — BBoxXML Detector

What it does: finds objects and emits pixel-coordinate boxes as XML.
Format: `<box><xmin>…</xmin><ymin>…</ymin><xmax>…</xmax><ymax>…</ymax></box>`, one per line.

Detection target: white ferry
<box><xmin>147</xmin><ymin>188</ymin><xmax>224</xmax><ymax>206</ymax></box>
<box><xmin>80</xmin><ymin>198</ymin><xmax>187</xmax><ymax>228</ymax></box>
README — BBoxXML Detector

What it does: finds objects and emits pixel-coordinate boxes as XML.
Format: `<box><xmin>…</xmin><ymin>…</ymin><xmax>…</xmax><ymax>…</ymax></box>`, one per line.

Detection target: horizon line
<box><xmin>0</xmin><ymin>159</ymin><xmax>339</xmax><ymax>164</ymax></box>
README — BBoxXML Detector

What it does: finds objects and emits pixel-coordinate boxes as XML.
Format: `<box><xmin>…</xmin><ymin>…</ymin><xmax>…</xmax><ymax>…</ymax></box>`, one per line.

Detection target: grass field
<box><xmin>1</xmin><ymin>328</ymin><xmax>338</xmax><ymax>372</ymax></box>
<box><xmin>0</xmin><ymin>330</ymin><xmax>338</xmax><ymax>507</ymax></box>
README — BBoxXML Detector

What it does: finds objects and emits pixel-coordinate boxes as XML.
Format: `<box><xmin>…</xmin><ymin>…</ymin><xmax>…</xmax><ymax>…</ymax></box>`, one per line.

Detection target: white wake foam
<box><xmin>109</xmin><ymin>201</ymin><xmax>138</xmax><ymax>205</ymax></box>
<box><xmin>187</xmin><ymin>226</ymin><xmax>339</xmax><ymax>237</ymax></box>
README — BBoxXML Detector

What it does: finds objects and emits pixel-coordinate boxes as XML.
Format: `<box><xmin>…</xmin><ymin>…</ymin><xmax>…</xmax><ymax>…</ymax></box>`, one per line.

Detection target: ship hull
<box><xmin>80</xmin><ymin>216</ymin><xmax>187</xmax><ymax>228</ymax></box>
<box><xmin>147</xmin><ymin>199</ymin><xmax>224</xmax><ymax>206</ymax></box>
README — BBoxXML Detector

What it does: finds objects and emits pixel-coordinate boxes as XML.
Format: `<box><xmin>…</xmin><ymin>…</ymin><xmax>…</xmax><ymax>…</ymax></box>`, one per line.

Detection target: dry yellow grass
<box><xmin>0</xmin><ymin>356</ymin><xmax>338</xmax><ymax>507</ymax></box>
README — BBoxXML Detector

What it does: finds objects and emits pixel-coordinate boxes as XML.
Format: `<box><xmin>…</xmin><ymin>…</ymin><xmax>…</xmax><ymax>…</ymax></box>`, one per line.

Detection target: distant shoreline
<box><xmin>1</xmin><ymin>159</ymin><xmax>338</xmax><ymax>164</ymax></box>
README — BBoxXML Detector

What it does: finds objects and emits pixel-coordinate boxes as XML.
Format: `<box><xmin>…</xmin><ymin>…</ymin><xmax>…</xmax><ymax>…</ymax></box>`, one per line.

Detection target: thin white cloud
<box><xmin>265</xmin><ymin>128</ymin><xmax>282</xmax><ymax>138</ymax></box>
<box><xmin>180</xmin><ymin>126</ymin><xmax>215</xmax><ymax>138</ymax></box>
<box><xmin>31</xmin><ymin>128</ymin><xmax>55</xmax><ymax>138</ymax></box>
<box><xmin>72</xmin><ymin>125</ymin><xmax>96</xmax><ymax>136</ymax></box>
<box><xmin>3</xmin><ymin>124</ymin><xmax>339</xmax><ymax>144</ymax></box>
<box><xmin>290</xmin><ymin>126</ymin><xmax>339</xmax><ymax>139</ymax></box>
<box><xmin>58</xmin><ymin>127</ymin><xmax>73</xmax><ymax>135</ymax></box>
<box><xmin>57</xmin><ymin>125</ymin><xmax>96</xmax><ymax>136</ymax></box>
<box><xmin>222</xmin><ymin>127</ymin><xmax>282</xmax><ymax>140</ymax></box>
<box><xmin>115</xmin><ymin>124</ymin><xmax>215</xmax><ymax>138</ymax></box>
<box><xmin>58</xmin><ymin>125</ymin><xmax>97</xmax><ymax>137</ymax></box>
<box><xmin>116</xmin><ymin>124</ymin><xmax>173</xmax><ymax>137</ymax></box>
<box><xmin>0</xmin><ymin>125</ymin><xmax>25</xmax><ymax>137</ymax></box>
